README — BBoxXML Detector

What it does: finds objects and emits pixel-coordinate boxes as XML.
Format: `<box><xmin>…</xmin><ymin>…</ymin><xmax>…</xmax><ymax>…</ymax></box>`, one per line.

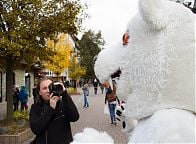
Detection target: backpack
<box><xmin>106</xmin><ymin>91</ymin><xmax>116</xmax><ymax>102</ymax></box>
<box><xmin>18</xmin><ymin>91</ymin><xmax>27</xmax><ymax>103</ymax></box>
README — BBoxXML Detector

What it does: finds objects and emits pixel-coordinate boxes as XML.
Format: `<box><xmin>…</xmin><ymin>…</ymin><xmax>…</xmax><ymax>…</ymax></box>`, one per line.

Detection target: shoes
<box><xmin>110</xmin><ymin>121</ymin><xmax>117</xmax><ymax>125</ymax></box>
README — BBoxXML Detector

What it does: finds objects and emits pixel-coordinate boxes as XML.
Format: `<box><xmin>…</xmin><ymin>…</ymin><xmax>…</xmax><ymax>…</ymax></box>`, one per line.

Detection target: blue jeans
<box><xmin>108</xmin><ymin>103</ymin><xmax>116</xmax><ymax>123</ymax></box>
<box><xmin>83</xmin><ymin>91</ymin><xmax>89</xmax><ymax>107</ymax></box>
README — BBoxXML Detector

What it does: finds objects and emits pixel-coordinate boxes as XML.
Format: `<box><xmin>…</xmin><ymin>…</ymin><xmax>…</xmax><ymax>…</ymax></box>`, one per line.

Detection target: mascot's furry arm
<box><xmin>116</xmin><ymin>103</ymin><xmax>137</xmax><ymax>133</ymax></box>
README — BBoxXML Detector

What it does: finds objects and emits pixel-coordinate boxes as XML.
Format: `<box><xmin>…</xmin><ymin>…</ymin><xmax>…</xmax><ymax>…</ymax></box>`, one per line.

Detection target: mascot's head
<box><xmin>94</xmin><ymin>0</ymin><xmax>195</xmax><ymax>120</ymax></box>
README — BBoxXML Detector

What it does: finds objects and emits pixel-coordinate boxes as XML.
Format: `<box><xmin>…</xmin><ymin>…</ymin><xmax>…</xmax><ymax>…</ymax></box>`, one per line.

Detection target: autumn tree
<box><xmin>68</xmin><ymin>56</ymin><xmax>86</xmax><ymax>88</ymax></box>
<box><xmin>44</xmin><ymin>33</ymin><xmax>71</xmax><ymax>78</ymax></box>
<box><xmin>78</xmin><ymin>30</ymin><xmax>105</xmax><ymax>79</ymax></box>
<box><xmin>0</xmin><ymin>0</ymin><xmax>87</xmax><ymax>121</ymax></box>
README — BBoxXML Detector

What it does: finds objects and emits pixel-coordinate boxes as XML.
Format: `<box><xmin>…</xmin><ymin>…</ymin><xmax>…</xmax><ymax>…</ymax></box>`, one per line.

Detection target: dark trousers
<box><xmin>13</xmin><ymin>102</ymin><xmax>19</xmax><ymax>111</ymax></box>
<box><xmin>94</xmin><ymin>87</ymin><xmax>98</xmax><ymax>95</ymax></box>
<box><xmin>21</xmin><ymin>103</ymin><xmax>28</xmax><ymax>111</ymax></box>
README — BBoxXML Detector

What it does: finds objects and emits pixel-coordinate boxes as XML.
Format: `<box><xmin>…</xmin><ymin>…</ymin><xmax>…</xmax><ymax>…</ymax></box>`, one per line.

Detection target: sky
<box><xmin>79</xmin><ymin>0</ymin><xmax>139</xmax><ymax>48</ymax></box>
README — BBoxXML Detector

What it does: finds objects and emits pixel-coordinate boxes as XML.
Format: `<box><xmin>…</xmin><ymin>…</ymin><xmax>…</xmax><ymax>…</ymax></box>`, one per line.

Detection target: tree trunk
<box><xmin>0</xmin><ymin>71</ymin><xmax>2</xmax><ymax>102</ymax></box>
<box><xmin>6</xmin><ymin>56</ymin><xmax>14</xmax><ymax>121</ymax></box>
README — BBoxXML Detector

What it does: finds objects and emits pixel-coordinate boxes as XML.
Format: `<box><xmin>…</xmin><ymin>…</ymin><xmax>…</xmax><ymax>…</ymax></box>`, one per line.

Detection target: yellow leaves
<box><xmin>58</xmin><ymin>33</ymin><xmax>67</xmax><ymax>42</ymax></box>
<box><xmin>47</xmin><ymin>39</ymin><xmax>55</xmax><ymax>50</ymax></box>
<box><xmin>44</xmin><ymin>33</ymin><xmax>72</xmax><ymax>76</ymax></box>
<box><xmin>68</xmin><ymin>57</ymin><xmax>86</xmax><ymax>80</ymax></box>
<box><xmin>45</xmin><ymin>33</ymin><xmax>85</xmax><ymax>79</ymax></box>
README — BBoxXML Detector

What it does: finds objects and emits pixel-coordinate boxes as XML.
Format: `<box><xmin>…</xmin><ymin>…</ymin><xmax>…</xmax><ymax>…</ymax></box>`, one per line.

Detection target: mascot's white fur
<box><xmin>93</xmin><ymin>0</ymin><xmax>195</xmax><ymax>143</ymax></box>
<box><xmin>71</xmin><ymin>128</ymin><xmax>114</xmax><ymax>143</ymax></box>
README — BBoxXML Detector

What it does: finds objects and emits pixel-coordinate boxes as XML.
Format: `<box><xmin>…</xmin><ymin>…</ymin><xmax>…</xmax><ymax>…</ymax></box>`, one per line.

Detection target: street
<box><xmin>71</xmin><ymin>87</ymin><xmax>128</xmax><ymax>143</ymax></box>
<box><xmin>0</xmin><ymin>87</ymin><xmax>128</xmax><ymax>143</ymax></box>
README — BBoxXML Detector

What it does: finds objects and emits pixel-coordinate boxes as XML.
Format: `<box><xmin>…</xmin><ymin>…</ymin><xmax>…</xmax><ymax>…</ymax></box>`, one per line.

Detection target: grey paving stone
<box><xmin>0</xmin><ymin>87</ymin><xmax>128</xmax><ymax>144</ymax></box>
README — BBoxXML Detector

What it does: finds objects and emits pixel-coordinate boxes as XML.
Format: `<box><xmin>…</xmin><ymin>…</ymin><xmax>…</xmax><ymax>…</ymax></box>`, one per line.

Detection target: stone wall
<box><xmin>14</xmin><ymin>69</ymin><xmax>25</xmax><ymax>88</ymax></box>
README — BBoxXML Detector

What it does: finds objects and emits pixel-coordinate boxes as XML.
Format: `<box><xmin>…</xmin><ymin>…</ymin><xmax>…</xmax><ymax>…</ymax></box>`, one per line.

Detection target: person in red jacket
<box><xmin>29</xmin><ymin>76</ymin><xmax>79</xmax><ymax>144</ymax></box>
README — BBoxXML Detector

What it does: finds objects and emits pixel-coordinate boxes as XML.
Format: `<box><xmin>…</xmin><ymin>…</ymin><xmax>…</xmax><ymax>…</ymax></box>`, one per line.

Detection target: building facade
<box><xmin>0</xmin><ymin>69</ymin><xmax>34</xmax><ymax>102</ymax></box>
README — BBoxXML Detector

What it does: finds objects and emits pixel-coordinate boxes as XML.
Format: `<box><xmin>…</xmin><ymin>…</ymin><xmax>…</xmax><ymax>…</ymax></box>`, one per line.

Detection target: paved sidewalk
<box><xmin>1</xmin><ymin>87</ymin><xmax>128</xmax><ymax>143</ymax></box>
<box><xmin>71</xmin><ymin>87</ymin><xmax>128</xmax><ymax>144</ymax></box>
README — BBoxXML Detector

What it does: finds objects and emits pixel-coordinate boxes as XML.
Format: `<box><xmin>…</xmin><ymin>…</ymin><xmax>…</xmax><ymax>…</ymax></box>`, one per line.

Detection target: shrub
<box><xmin>13</xmin><ymin>111</ymin><xmax>29</xmax><ymax>121</ymax></box>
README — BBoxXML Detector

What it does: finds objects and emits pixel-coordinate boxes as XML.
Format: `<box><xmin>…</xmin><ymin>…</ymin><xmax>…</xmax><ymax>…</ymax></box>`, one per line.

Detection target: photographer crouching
<box><xmin>29</xmin><ymin>76</ymin><xmax>79</xmax><ymax>144</ymax></box>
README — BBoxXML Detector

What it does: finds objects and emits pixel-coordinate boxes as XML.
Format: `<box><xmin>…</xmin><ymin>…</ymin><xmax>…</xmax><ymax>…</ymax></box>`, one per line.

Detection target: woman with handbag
<box><xmin>105</xmin><ymin>81</ymin><xmax>120</xmax><ymax>125</ymax></box>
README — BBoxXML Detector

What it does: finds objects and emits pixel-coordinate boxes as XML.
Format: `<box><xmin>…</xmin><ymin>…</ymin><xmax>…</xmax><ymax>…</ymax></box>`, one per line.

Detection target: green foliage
<box><xmin>0</xmin><ymin>0</ymin><xmax>87</xmax><ymax>121</ymax></box>
<box><xmin>68</xmin><ymin>57</ymin><xmax>86</xmax><ymax>80</ymax></box>
<box><xmin>13</xmin><ymin>110</ymin><xmax>29</xmax><ymax>121</ymax></box>
<box><xmin>0</xmin><ymin>0</ymin><xmax>87</xmax><ymax>68</ymax></box>
<box><xmin>78</xmin><ymin>30</ymin><xmax>105</xmax><ymax>78</ymax></box>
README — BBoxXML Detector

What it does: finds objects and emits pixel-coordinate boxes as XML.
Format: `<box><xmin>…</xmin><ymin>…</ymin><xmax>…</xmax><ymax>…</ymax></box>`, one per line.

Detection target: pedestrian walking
<box><xmin>82</xmin><ymin>80</ymin><xmax>89</xmax><ymax>108</ymax></box>
<box><xmin>13</xmin><ymin>85</ymin><xmax>19</xmax><ymax>111</ymax></box>
<box><xmin>79</xmin><ymin>79</ymin><xmax>82</xmax><ymax>88</ymax></box>
<box><xmin>29</xmin><ymin>76</ymin><xmax>79</xmax><ymax>144</ymax></box>
<box><xmin>32</xmin><ymin>87</ymin><xmax>38</xmax><ymax>104</ymax></box>
<box><xmin>100</xmin><ymin>83</ymin><xmax>104</xmax><ymax>94</ymax></box>
<box><xmin>105</xmin><ymin>82</ymin><xmax>120</xmax><ymax>125</ymax></box>
<box><xmin>93</xmin><ymin>78</ymin><xmax>98</xmax><ymax>95</ymax></box>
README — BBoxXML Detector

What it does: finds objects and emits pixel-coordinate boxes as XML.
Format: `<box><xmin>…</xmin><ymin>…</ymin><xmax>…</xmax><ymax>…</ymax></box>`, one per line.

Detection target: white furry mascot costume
<box><xmin>94</xmin><ymin>0</ymin><xmax>195</xmax><ymax>143</ymax></box>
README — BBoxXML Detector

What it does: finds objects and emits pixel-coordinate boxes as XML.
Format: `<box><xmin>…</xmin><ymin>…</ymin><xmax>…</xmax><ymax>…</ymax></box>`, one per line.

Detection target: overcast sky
<box><xmin>79</xmin><ymin>0</ymin><xmax>139</xmax><ymax>48</ymax></box>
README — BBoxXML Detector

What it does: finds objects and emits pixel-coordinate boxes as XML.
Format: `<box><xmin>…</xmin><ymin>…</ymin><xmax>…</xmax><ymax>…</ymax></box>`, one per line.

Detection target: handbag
<box><xmin>104</xmin><ymin>104</ymin><xmax>110</xmax><ymax>115</ymax></box>
<box><xmin>106</xmin><ymin>91</ymin><xmax>116</xmax><ymax>102</ymax></box>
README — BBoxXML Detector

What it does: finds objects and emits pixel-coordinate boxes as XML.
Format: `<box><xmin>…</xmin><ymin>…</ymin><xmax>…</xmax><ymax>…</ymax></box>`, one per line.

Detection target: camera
<box><xmin>48</xmin><ymin>83</ymin><xmax>64</xmax><ymax>96</ymax></box>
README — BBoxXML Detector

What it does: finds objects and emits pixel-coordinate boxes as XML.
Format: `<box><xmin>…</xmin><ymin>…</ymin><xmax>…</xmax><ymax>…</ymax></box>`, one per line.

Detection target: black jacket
<box><xmin>29</xmin><ymin>91</ymin><xmax>79</xmax><ymax>144</ymax></box>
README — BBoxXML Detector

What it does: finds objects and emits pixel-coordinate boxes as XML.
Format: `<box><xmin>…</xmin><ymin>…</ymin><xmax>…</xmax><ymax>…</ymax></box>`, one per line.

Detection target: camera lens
<box><xmin>48</xmin><ymin>83</ymin><xmax>63</xmax><ymax>96</ymax></box>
